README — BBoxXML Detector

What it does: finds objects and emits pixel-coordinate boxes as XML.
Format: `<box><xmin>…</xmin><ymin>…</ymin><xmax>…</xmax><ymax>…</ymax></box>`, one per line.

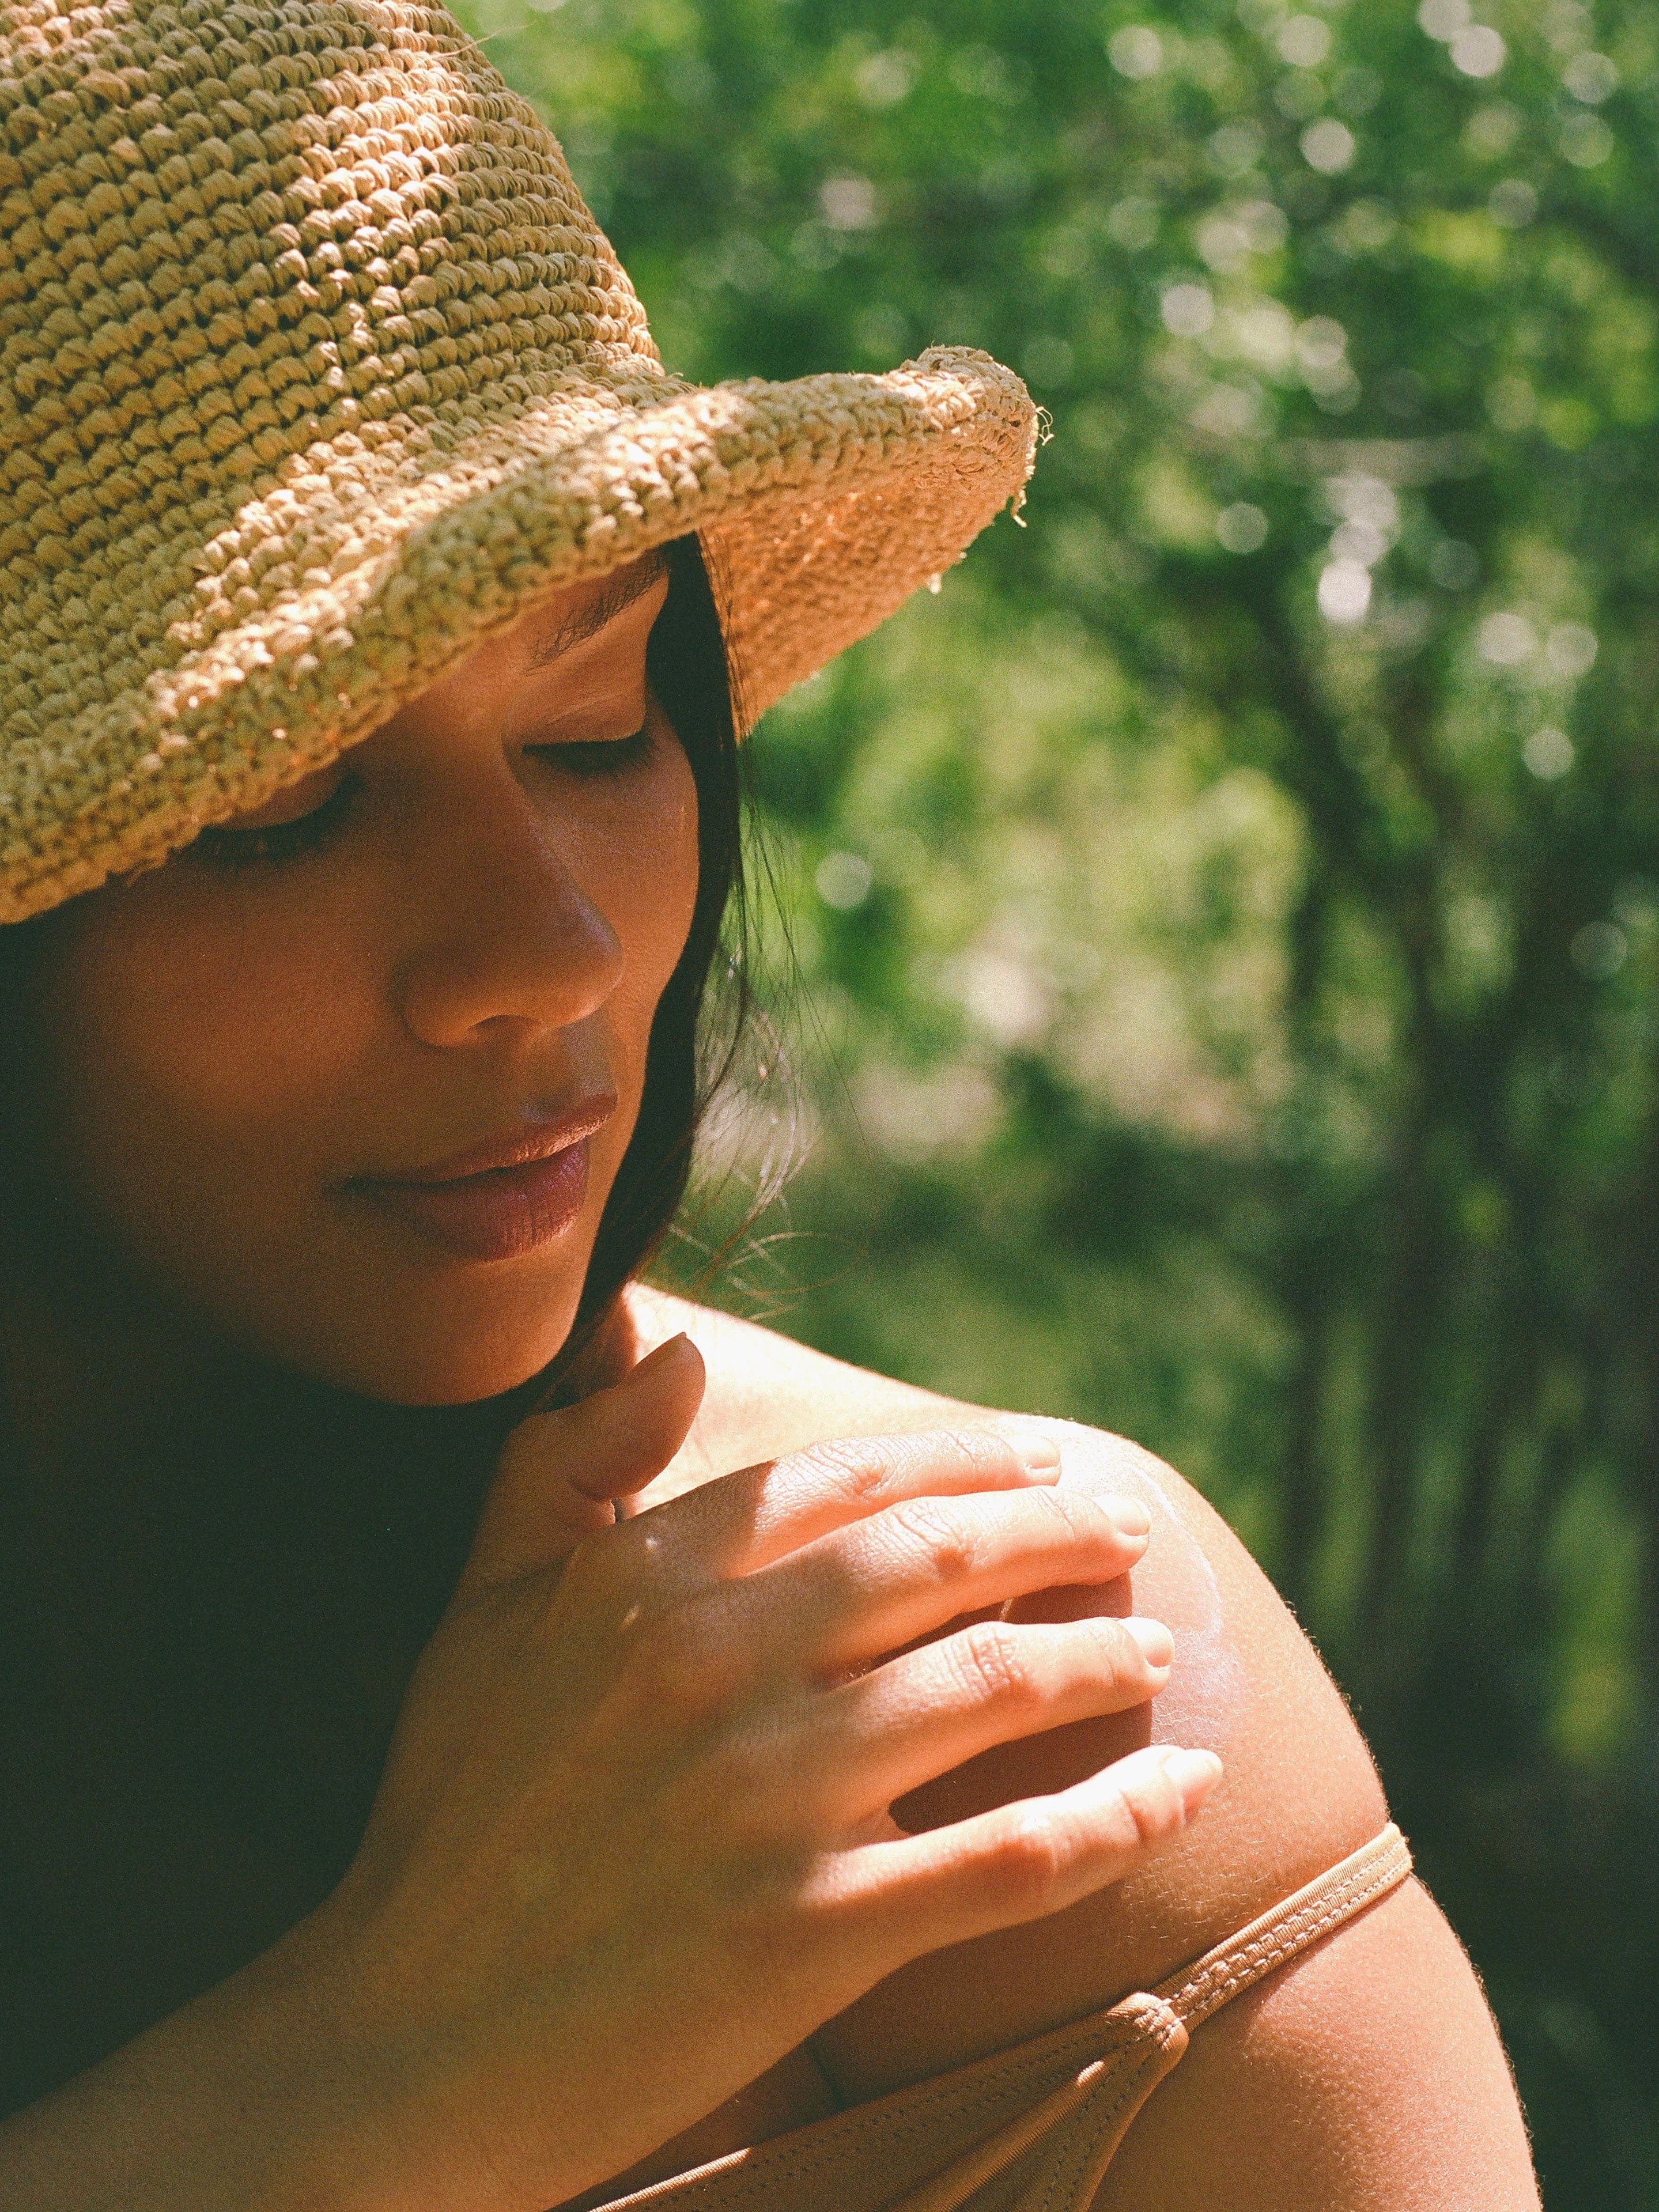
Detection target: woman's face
<box><xmin>26</xmin><ymin>553</ymin><xmax>699</xmax><ymax>1404</ymax></box>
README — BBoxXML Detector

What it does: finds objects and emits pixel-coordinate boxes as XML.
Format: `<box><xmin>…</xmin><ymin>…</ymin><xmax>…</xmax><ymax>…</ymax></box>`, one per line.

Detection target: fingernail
<box><xmin>1003</xmin><ymin>1425</ymin><xmax>1062</xmax><ymax>1479</ymax></box>
<box><xmin>1106</xmin><ymin>1495</ymin><xmax>1151</xmax><ymax>1538</ymax></box>
<box><xmin>1158</xmin><ymin>1747</ymin><xmax>1222</xmax><ymax>1815</ymax></box>
<box><xmin>637</xmin><ymin>1332</ymin><xmax>687</xmax><ymax>1368</ymax></box>
<box><xmin>1124</xmin><ymin>1616</ymin><xmax>1173</xmax><ymax>1672</ymax></box>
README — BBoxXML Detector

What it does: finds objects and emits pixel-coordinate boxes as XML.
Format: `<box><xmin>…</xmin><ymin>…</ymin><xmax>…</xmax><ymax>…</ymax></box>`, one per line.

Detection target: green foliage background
<box><xmin>454</xmin><ymin>0</ymin><xmax>1657</xmax><ymax>2196</ymax></box>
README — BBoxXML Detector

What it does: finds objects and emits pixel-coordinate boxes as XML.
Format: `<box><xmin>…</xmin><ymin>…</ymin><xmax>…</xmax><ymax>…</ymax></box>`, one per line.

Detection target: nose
<box><xmin>391</xmin><ymin>773</ymin><xmax>626</xmax><ymax>1050</ymax></box>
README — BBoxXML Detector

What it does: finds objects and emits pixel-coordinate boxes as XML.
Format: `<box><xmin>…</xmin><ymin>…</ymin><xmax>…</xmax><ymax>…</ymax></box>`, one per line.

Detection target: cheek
<box><xmin>591</xmin><ymin>745</ymin><xmax>702</xmax><ymax>1065</ymax></box>
<box><xmin>35</xmin><ymin>879</ymin><xmax>366</xmax><ymax>1228</ymax></box>
<box><xmin>24</xmin><ymin>736</ymin><xmax>705</xmax><ymax>1384</ymax></box>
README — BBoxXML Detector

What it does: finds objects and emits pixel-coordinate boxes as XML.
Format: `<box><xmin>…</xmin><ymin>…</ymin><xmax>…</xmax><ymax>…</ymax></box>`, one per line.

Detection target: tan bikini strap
<box><xmin>1150</xmin><ymin>1821</ymin><xmax>1414</xmax><ymax>2036</ymax></box>
<box><xmin>582</xmin><ymin>1827</ymin><xmax>1414</xmax><ymax>2212</ymax></box>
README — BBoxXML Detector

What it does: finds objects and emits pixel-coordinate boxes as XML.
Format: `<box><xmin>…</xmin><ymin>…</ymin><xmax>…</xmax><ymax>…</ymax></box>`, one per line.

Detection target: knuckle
<box><xmin>1114</xmin><ymin>1761</ymin><xmax>1182</xmax><ymax>1849</ymax></box>
<box><xmin>1091</xmin><ymin>1618</ymin><xmax>1147</xmax><ymax>1687</ymax></box>
<box><xmin>937</xmin><ymin>1425</ymin><xmax>1011</xmax><ymax>1470</ymax></box>
<box><xmin>900</xmin><ymin>1427</ymin><xmax>1012</xmax><ymax>1486</ymax></box>
<box><xmin>793</xmin><ymin>1426</ymin><xmax>1010</xmax><ymax>1511</ymax></box>
<box><xmin>885</xmin><ymin>1496</ymin><xmax>978</xmax><ymax>1582</ymax></box>
<box><xmin>988</xmin><ymin>1811</ymin><xmax>1071</xmax><ymax>1900</ymax></box>
<box><xmin>794</xmin><ymin>1434</ymin><xmax>892</xmax><ymax>1504</ymax></box>
<box><xmin>1031</xmin><ymin>1487</ymin><xmax>1108</xmax><ymax>1544</ymax></box>
<box><xmin>624</xmin><ymin>1595</ymin><xmax>743</xmax><ymax>1718</ymax></box>
<box><xmin>953</xmin><ymin>1623</ymin><xmax>1040</xmax><ymax>1711</ymax></box>
<box><xmin>562</xmin><ymin>1514</ymin><xmax>660</xmax><ymax>1606</ymax></box>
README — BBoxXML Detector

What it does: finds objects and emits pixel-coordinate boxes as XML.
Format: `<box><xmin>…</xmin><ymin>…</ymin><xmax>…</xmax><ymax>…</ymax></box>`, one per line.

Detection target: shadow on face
<box><xmin>22</xmin><ymin>554</ymin><xmax>701</xmax><ymax>1405</ymax></box>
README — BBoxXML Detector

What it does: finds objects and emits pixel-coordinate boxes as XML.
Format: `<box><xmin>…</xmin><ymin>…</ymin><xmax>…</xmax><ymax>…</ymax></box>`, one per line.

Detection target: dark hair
<box><xmin>560</xmin><ymin>531</ymin><xmax>747</xmax><ymax>1366</ymax></box>
<box><xmin>0</xmin><ymin>533</ymin><xmax>748</xmax><ymax>1394</ymax></box>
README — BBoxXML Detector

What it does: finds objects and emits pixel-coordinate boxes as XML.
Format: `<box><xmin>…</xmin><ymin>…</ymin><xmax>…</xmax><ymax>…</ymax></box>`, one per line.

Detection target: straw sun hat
<box><xmin>0</xmin><ymin>0</ymin><xmax>1037</xmax><ymax>922</ymax></box>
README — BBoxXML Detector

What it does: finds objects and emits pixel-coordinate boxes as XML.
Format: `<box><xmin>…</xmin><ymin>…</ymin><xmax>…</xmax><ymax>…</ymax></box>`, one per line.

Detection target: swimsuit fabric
<box><xmin>589</xmin><ymin>1825</ymin><xmax>1413</xmax><ymax>2212</ymax></box>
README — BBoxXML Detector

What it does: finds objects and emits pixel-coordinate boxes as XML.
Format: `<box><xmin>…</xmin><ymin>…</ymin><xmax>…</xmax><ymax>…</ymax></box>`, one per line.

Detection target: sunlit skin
<box><xmin>23</xmin><ymin>555</ymin><xmax>694</xmax><ymax>1405</ymax></box>
<box><xmin>0</xmin><ymin>570</ymin><xmax>1229</xmax><ymax>2205</ymax></box>
<box><xmin>0</xmin><ymin>558</ymin><xmax>1539</xmax><ymax>2212</ymax></box>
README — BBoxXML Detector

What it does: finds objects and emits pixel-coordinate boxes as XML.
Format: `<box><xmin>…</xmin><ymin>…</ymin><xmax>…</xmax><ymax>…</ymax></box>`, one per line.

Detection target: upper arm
<box><xmin>807</xmin><ymin>1420</ymin><xmax>1536</xmax><ymax>2203</ymax></box>
<box><xmin>1094</xmin><ymin>1876</ymin><xmax>1539</xmax><ymax>2211</ymax></box>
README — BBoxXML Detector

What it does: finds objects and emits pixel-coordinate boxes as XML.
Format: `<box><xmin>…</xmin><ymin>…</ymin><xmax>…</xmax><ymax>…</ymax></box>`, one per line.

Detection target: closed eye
<box><xmin>526</xmin><ymin>723</ymin><xmax>654</xmax><ymax>780</ymax></box>
<box><xmin>191</xmin><ymin>770</ymin><xmax>359</xmax><ymax>870</ymax></box>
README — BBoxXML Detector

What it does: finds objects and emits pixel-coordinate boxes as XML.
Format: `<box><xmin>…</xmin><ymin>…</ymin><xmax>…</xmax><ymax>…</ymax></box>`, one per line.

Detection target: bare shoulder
<box><xmin>623</xmin><ymin>1284</ymin><xmax>959</xmax><ymax>1493</ymax></box>
<box><xmin>1095</xmin><ymin>1874</ymin><xmax>1539</xmax><ymax>2210</ymax></box>
<box><xmin>629</xmin><ymin>1284</ymin><xmax>1391</xmax><ymax>2016</ymax></box>
<box><xmin>626</xmin><ymin>1290</ymin><xmax>1537</xmax><ymax>2206</ymax></box>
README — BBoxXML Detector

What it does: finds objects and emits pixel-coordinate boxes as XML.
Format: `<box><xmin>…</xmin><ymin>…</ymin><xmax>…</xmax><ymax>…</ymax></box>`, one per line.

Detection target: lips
<box><xmin>349</xmin><ymin>1096</ymin><xmax>615</xmax><ymax>1262</ymax></box>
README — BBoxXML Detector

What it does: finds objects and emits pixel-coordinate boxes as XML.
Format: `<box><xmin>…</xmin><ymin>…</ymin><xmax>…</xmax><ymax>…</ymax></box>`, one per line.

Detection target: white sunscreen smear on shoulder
<box><xmin>1006</xmin><ymin>1416</ymin><xmax>1246</xmax><ymax>1757</ymax></box>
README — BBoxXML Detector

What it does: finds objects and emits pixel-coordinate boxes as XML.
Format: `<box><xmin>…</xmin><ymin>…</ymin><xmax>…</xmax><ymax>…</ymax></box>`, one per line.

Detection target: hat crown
<box><xmin>0</xmin><ymin>1</ymin><xmax>1034</xmax><ymax>921</ymax></box>
<box><xmin>0</xmin><ymin>0</ymin><xmax>657</xmax><ymax>670</ymax></box>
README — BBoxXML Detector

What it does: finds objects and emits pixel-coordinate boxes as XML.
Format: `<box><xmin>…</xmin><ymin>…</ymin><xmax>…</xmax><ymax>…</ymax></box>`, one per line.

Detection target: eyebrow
<box><xmin>526</xmin><ymin>549</ymin><xmax>669</xmax><ymax>671</ymax></box>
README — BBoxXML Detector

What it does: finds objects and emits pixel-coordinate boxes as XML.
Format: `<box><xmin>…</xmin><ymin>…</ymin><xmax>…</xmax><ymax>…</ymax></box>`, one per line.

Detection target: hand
<box><xmin>311</xmin><ymin>1338</ymin><xmax>1221</xmax><ymax>2212</ymax></box>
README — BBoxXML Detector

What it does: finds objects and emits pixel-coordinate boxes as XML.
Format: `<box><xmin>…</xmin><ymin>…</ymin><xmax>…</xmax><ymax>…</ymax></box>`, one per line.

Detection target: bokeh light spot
<box><xmin>855</xmin><ymin>50</ymin><xmax>916</xmax><ymax>108</ymax></box>
<box><xmin>1277</xmin><ymin>14</ymin><xmax>1332</xmax><ymax>68</ymax></box>
<box><xmin>1301</xmin><ymin>118</ymin><xmax>1356</xmax><ymax>173</ymax></box>
<box><xmin>1451</xmin><ymin>25</ymin><xmax>1506</xmax><ymax>78</ymax></box>
<box><xmin>816</xmin><ymin>851</ymin><xmax>874</xmax><ymax>910</ymax></box>
<box><xmin>1560</xmin><ymin>112</ymin><xmax>1613</xmax><ymax>167</ymax></box>
<box><xmin>1478</xmin><ymin>612</ymin><xmax>1538</xmax><ymax>665</ymax></box>
<box><xmin>1107</xmin><ymin>196</ymin><xmax>1159</xmax><ymax>249</ymax></box>
<box><xmin>1109</xmin><ymin>25</ymin><xmax>1164</xmax><ymax>78</ymax></box>
<box><xmin>1418</xmin><ymin>0</ymin><xmax>1472</xmax><ymax>37</ymax></box>
<box><xmin>1563</xmin><ymin>51</ymin><xmax>1618</xmax><ymax>103</ymax></box>
<box><xmin>819</xmin><ymin>175</ymin><xmax>878</xmax><ymax>230</ymax></box>
<box><xmin>1488</xmin><ymin>178</ymin><xmax>1538</xmax><ymax>227</ymax></box>
<box><xmin>1217</xmin><ymin>502</ymin><xmax>1269</xmax><ymax>552</ymax></box>
<box><xmin>1318</xmin><ymin>560</ymin><xmax>1372</xmax><ymax>623</ymax></box>
<box><xmin>1545</xmin><ymin>623</ymin><xmax>1598</xmax><ymax>679</ymax></box>
<box><xmin>1571</xmin><ymin>922</ymin><xmax>1627</xmax><ymax>980</ymax></box>
<box><xmin>1524</xmin><ymin>727</ymin><xmax>1575</xmax><ymax>778</ymax></box>
<box><xmin>1161</xmin><ymin>282</ymin><xmax>1216</xmax><ymax>336</ymax></box>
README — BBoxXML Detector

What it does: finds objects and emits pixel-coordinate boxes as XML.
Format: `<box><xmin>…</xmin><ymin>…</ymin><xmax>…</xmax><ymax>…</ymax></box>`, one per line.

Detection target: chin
<box><xmin>242</xmin><ymin>1276</ymin><xmax>587</xmax><ymax>1408</ymax></box>
<box><xmin>352</xmin><ymin>1312</ymin><xmax>583</xmax><ymax>1407</ymax></box>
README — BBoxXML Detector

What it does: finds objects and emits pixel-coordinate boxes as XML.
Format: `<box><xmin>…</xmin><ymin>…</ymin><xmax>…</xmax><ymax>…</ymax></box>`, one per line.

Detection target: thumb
<box><xmin>456</xmin><ymin>1334</ymin><xmax>706</xmax><ymax>1602</ymax></box>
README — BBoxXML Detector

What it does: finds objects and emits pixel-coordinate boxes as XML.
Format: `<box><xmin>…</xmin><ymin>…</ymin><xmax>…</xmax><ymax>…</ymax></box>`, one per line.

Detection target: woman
<box><xmin>0</xmin><ymin>4</ymin><xmax>1537</xmax><ymax>2207</ymax></box>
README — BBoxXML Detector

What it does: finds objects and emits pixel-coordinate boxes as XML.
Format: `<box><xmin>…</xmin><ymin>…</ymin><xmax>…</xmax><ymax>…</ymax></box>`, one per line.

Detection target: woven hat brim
<box><xmin>2</xmin><ymin>346</ymin><xmax>1033</xmax><ymax>922</ymax></box>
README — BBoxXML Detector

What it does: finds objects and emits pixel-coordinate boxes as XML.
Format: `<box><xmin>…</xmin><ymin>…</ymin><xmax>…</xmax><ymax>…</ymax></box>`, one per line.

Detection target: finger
<box><xmin>830</xmin><ymin>1744</ymin><xmax>1222</xmax><ymax>1971</ymax></box>
<box><xmin>807</xmin><ymin>1615</ymin><xmax>1173</xmax><ymax>1824</ymax></box>
<box><xmin>740</xmin><ymin>1485</ymin><xmax>1150</xmax><ymax>1677</ymax></box>
<box><xmin>457</xmin><ymin>1334</ymin><xmax>706</xmax><ymax>1600</ymax></box>
<box><xmin>622</xmin><ymin>1424</ymin><xmax>1081</xmax><ymax>1589</ymax></box>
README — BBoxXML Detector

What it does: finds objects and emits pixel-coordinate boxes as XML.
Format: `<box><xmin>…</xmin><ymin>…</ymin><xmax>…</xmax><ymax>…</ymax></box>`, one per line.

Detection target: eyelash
<box><xmin>192</xmin><ymin>725</ymin><xmax>653</xmax><ymax>872</ymax></box>
<box><xmin>193</xmin><ymin>774</ymin><xmax>360</xmax><ymax>872</ymax></box>
<box><xmin>527</xmin><ymin>721</ymin><xmax>654</xmax><ymax>781</ymax></box>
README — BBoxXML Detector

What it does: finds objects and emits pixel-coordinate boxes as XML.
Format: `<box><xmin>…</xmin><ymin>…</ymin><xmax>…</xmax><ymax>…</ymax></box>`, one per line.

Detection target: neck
<box><xmin>0</xmin><ymin>1251</ymin><xmax>527</xmax><ymax>1631</ymax></box>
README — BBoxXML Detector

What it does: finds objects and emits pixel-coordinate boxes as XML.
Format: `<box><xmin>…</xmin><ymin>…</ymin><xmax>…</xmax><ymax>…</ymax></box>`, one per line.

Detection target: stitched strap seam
<box><xmin>1154</xmin><ymin>1826</ymin><xmax>1413</xmax><ymax>2034</ymax></box>
<box><xmin>600</xmin><ymin>2060</ymin><xmax>1117</xmax><ymax>2211</ymax></box>
<box><xmin>1025</xmin><ymin>2035</ymin><xmax>1181</xmax><ymax>2212</ymax></box>
<box><xmin>591</xmin><ymin>1828</ymin><xmax>1411</xmax><ymax>2210</ymax></box>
